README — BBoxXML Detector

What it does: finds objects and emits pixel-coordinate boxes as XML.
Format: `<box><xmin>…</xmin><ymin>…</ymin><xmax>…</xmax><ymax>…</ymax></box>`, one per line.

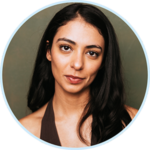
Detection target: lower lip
<box><xmin>65</xmin><ymin>76</ymin><xmax>84</xmax><ymax>84</ymax></box>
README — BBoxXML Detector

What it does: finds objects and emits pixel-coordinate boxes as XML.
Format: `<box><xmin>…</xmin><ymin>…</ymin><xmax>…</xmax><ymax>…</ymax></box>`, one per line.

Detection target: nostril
<box><xmin>70</xmin><ymin>57</ymin><xmax>84</xmax><ymax>70</ymax></box>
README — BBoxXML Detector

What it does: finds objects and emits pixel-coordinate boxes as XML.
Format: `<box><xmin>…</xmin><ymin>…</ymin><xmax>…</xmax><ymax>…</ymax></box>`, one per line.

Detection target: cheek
<box><xmin>50</xmin><ymin>49</ymin><xmax>68</xmax><ymax>76</ymax></box>
<box><xmin>90</xmin><ymin>56</ymin><xmax>103</xmax><ymax>69</ymax></box>
<box><xmin>89</xmin><ymin>66</ymin><xmax>99</xmax><ymax>79</ymax></box>
<box><xmin>86</xmin><ymin>60</ymin><xmax>102</xmax><ymax>83</ymax></box>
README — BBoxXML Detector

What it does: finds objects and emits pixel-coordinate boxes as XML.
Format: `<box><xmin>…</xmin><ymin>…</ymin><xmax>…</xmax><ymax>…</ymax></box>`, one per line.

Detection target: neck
<box><xmin>53</xmin><ymin>83</ymin><xmax>90</xmax><ymax>119</ymax></box>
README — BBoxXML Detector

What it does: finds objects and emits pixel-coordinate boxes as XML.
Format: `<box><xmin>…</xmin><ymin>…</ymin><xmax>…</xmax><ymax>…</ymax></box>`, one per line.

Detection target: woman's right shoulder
<box><xmin>19</xmin><ymin>112</ymin><xmax>42</xmax><ymax>138</ymax></box>
<box><xmin>19</xmin><ymin>112</ymin><xmax>41</xmax><ymax>127</ymax></box>
<box><xmin>19</xmin><ymin>102</ymin><xmax>49</xmax><ymax>138</ymax></box>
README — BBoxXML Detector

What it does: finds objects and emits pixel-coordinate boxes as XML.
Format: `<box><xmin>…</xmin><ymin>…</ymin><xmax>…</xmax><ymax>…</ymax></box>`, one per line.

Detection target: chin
<box><xmin>64</xmin><ymin>85</ymin><xmax>89</xmax><ymax>94</ymax></box>
<box><xmin>65</xmin><ymin>88</ymin><xmax>82</xmax><ymax>94</ymax></box>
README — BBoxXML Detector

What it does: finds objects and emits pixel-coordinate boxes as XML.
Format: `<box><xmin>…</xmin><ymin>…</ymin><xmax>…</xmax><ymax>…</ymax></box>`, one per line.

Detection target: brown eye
<box><xmin>60</xmin><ymin>45</ymin><xmax>71</xmax><ymax>51</ymax></box>
<box><xmin>89</xmin><ymin>51</ymin><xmax>94</xmax><ymax>55</ymax></box>
<box><xmin>87</xmin><ymin>51</ymin><xmax>98</xmax><ymax>57</ymax></box>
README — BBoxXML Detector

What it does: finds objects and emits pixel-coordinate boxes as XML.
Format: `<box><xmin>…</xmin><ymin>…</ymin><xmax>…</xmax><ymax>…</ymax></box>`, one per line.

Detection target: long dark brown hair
<box><xmin>28</xmin><ymin>3</ymin><xmax>131</xmax><ymax>145</ymax></box>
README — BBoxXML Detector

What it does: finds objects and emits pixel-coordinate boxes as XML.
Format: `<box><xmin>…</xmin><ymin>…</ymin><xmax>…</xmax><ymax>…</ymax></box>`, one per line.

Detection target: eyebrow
<box><xmin>56</xmin><ymin>38</ymin><xmax>102</xmax><ymax>51</ymax></box>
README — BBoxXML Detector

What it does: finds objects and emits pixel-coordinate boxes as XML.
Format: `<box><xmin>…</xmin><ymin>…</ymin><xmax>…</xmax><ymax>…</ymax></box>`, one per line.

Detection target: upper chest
<box><xmin>54</xmin><ymin>116</ymin><xmax>92</xmax><ymax>147</ymax></box>
<box><xmin>34</xmin><ymin>100</ymin><xmax>93</xmax><ymax>147</ymax></box>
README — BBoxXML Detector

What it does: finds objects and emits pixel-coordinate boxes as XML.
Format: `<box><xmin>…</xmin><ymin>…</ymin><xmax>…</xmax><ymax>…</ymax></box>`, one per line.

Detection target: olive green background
<box><xmin>3</xmin><ymin>3</ymin><xmax>147</xmax><ymax>120</ymax></box>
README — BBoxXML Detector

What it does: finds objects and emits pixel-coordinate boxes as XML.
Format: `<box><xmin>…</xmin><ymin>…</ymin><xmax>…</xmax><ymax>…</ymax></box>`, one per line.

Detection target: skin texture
<box><xmin>19</xmin><ymin>17</ymin><xmax>138</xmax><ymax>147</ymax></box>
<box><xmin>47</xmin><ymin>17</ymin><xmax>105</xmax><ymax>95</ymax></box>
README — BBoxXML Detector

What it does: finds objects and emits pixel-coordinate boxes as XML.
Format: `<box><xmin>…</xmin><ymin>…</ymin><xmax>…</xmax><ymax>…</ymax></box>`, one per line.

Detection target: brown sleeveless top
<box><xmin>40</xmin><ymin>99</ymin><xmax>97</xmax><ymax>146</ymax></box>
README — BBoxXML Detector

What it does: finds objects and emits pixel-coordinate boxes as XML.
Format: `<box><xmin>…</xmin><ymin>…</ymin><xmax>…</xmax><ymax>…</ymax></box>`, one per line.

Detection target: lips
<box><xmin>65</xmin><ymin>75</ymin><xmax>85</xmax><ymax>84</ymax></box>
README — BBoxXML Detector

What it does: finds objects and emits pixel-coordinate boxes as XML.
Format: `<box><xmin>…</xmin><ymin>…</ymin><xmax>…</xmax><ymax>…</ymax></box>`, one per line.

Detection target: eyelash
<box><xmin>59</xmin><ymin>45</ymin><xmax>99</xmax><ymax>57</ymax></box>
<box><xmin>87</xmin><ymin>51</ymin><xmax>99</xmax><ymax>57</ymax></box>
<box><xmin>60</xmin><ymin>45</ymin><xmax>71</xmax><ymax>51</ymax></box>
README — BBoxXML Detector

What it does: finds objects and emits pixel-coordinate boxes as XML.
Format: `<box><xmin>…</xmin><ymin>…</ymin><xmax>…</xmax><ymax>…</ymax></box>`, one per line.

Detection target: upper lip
<box><xmin>65</xmin><ymin>75</ymin><xmax>85</xmax><ymax>79</ymax></box>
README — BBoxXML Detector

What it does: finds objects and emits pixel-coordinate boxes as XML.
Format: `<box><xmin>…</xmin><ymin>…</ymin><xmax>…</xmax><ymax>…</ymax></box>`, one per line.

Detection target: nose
<box><xmin>70</xmin><ymin>51</ymin><xmax>84</xmax><ymax>71</ymax></box>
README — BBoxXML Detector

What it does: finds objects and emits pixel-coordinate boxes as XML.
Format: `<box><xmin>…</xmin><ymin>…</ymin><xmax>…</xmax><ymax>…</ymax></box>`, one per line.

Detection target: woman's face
<box><xmin>46</xmin><ymin>17</ymin><xmax>105</xmax><ymax>94</ymax></box>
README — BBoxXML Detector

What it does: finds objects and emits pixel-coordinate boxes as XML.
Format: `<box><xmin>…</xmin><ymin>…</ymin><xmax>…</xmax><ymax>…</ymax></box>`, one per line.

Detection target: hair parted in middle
<box><xmin>28</xmin><ymin>3</ymin><xmax>131</xmax><ymax>144</ymax></box>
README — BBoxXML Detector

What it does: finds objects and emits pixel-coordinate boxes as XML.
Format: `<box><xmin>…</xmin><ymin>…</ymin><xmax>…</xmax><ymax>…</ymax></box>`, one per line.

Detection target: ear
<box><xmin>46</xmin><ymin>40</ymin><xmax>51</xmax><ymax>61</ymax></box>
<box><xmin>46</xmin><ymin>50</ymin><xmax>52</xmax><ymax>61</ymax></box>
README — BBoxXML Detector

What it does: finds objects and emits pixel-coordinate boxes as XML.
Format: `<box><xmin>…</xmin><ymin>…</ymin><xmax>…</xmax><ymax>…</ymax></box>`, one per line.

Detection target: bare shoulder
<box><xmin>19</xmin><ymin>103</ymin><xmax>48</xmax><ymax>138</ymax></box>
<box><xmin>19</xmin><ymin>112</ymin><xmax>41</xmax><ymax>138</ymax></box>
<box><xmin>125</xmin><ymin>105</ymin><xmax>138</xmax><ymax>120</ymax></box>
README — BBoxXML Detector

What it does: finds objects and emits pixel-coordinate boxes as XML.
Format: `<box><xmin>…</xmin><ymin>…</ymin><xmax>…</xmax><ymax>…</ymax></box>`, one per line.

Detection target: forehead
<box><xmin>53</xmin><ymin>17</ymin><xmax>105</xmax><ymax>46</ymax></box>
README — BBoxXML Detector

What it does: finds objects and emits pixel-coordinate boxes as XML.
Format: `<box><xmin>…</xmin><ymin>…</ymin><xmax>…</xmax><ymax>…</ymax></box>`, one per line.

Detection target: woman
<box><xmin>19</xmin><ymin>3</ymin><xmax>138</xmax><ymax>147</ymax></box>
